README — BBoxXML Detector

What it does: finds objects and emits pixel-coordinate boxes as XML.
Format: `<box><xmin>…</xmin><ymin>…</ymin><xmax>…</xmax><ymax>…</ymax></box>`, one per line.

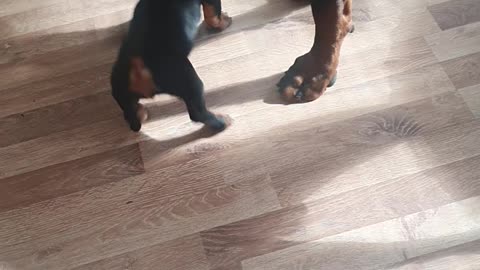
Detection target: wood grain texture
<box><xmin>441</xmin><ymin>52</ymin><xmax>480</xmax><ymax>89</ymax></box>
<box><xmin>269</xmin><ymin>92</ymin><xmax>475</xmax><ymax>206</ymax></box>
<box><xmin>0</xmin><ymin>0</ymin><xmax>136</xmax><ymax>39</ymax></box>
<box><xmin>140</xmin><ymin>91</ymin><xmax>474</xmax><ymax>206</ymax></box>
<box><xmin>1</xmin><ymin>0</ymin><xmax>480</xmax><ymax>269</ymax></box>
<box><xmin>0</xmin><ymin>35</ymin><xmax>118</xmax><ymax>91</ymax></box>
<box><xmin>0</xmin><ymin>0</ymin><xmax>63</xmax><ymax>18</ymax></box>
<box><xmin>242</xmin><ymin>196</ymin><xmax>480</xmax><ymax>270</ymax></box>
<box><xmin>201</xmin><ymin>148</ymin><xmax>480</xmax><ymax>270</ymax></box>
<box><xmin>353</xmin><ymin>0</ymin><xmax>433</xmax><ymax>22</ymax></box>
<box><xmin>459</xmin><ymin>84</ymin><xmax>480</xmax><ymax>118</ymax></box>
<box><xmin>0</xmin><ymin>10</ymin><xmax>130</xmax><ymax>65</ymax></box>
<box><xmin>337</xmin><ymin>37</ymin><xmax>438</xmax><ymax>89</ymax></box>
<box><xmin>342</xmin><ymin>10</ymin><xmax>441</xmax><ymax>57</ymax></box>
<box><xmin>0</xmin><ymin>92</ymin><xmax>119</xmax><ymax>147</ymax></box>
<box><xmin>193</xmin><ymin>35</ymin><xmax>439</xmax><ymax>92</ymax></box>
<box><xmin>0</xmin><ymin>118</ymin><xmax>142</xmax><ymax>179</ymax></box>
<box><xmin>140</xmin><ymin>91</ymin><xmax>463</xmax><ymax>194</ymax></box>
<box><xmin>0</xmin><ymin>144</ymin><xmax>144</xmax><ymax>213</ymax></box>
<box><xmin>0</xmin><ymin>175</ymin><xmax>279</xmax><ymax>269</ymax></box>
<box><xmin>0</xmin><ymin>63</ymin><xmax>112</xmax><ymax>118</ymax></box>
<box><xmin>429</xmin><ymin>0</ymin><xmax>480</xmax><ymax>30</ymax></box>
<box><xmin>71</xmin><ymin>234</ymin><xmax>211</xmax><ymax>270</ymax></box>
<box><xmin>388</xmin><ymin>240</ymin><xmax>480</xmax><ymax>270</ymax></box>
<box><xmin>191</xmin><ymin>32</ymin><xmax>252</xmax><ymax>68</ymax></box>
<box><xmin>427</xmin><ymin>0</ymin><xmax>451</xmax><ymax>5</ymax></box>
<box><xmin>425</xmin><ymin>21</ymin><xmax>480</xmax><ymax>61</ymax></box>
<box><xmin>197</xmin><ymin>0</ymin><xmax>310</xmax><ymax>37</ymax></box>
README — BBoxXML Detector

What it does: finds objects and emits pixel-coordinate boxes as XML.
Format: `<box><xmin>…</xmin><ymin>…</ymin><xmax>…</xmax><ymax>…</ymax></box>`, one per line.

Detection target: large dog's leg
<box><xmin>201</xmin><ymin>0</ymin><xmax>232</xmax><ymax>32</ymax></box>
<box><xmin>278</xmin><ymin>0</ymin><xmax>353</xmax><ymax>102</ymax></box>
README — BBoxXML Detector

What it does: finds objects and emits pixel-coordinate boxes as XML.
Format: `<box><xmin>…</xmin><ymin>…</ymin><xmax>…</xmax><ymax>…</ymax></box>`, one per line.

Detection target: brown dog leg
<box><xmin>278</xmin><ymin>0</ymin><xmax>353</xmax><ymax>102</ymax></box>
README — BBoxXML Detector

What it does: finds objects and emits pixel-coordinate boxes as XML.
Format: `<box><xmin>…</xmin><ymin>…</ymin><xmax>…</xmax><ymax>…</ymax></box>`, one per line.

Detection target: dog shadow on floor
<box><xmin>195</xmin><ymin>0</ymin><xmax>311</xmax><ymax>41</ymax></box>
<box><xmin>131</xmin><ymin>72</ymin><xmax>293</xmax><ymax>158</ymax></box>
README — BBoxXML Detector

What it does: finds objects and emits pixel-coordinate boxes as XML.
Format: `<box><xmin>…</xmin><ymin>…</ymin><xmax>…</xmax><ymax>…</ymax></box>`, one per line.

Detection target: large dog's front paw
<box><xmin>276</xmin><ymin>0</ymin><xmax>354</xmax><ymax>103</ymax></box>
<box><xmin>277</xmin><ymin>52</ymin><xmax>337</xmax><ymax>103</ymax></box>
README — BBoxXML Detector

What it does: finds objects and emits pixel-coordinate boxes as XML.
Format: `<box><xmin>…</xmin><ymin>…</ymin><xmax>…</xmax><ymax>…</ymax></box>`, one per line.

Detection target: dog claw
<box><xmin>327</xmin><ymin>73</ymin><xmax>337</xmax><ymax>88</ymax></box>
<box><xmin>205</xmin><ymin>118</ymin><xmax>226</xmax><ymax>131</ymax></box>
<box><xmin>294</xmin><ymin>90</ymin><xmax>304</xmax><ymax>101</ymax></box>
<box><xmin>349</xmin><ymin>24</ymin><xmax>355</xmax><ymax>33</ymax></box>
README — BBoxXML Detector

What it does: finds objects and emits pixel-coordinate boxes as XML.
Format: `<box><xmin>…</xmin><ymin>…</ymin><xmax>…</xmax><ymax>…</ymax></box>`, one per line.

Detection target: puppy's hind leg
<box><xmin>201</xmin><ymin>0</ymin><xmax>232</xmax><ymax>32</ymax></box>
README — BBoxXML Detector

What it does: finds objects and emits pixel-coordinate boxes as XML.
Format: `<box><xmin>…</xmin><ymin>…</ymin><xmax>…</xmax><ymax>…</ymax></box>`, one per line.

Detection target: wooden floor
<box><xmin>1</xmin><ymin>0</ymin><xmax>480</xmax><ymax>269</ymax></box>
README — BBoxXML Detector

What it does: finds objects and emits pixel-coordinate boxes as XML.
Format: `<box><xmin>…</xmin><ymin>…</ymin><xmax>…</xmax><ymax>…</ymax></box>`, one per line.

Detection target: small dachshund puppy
<box><xmin>110</xmin><ymin>0</ymin><xmax>231</xmax><ymax>132</ymax></box>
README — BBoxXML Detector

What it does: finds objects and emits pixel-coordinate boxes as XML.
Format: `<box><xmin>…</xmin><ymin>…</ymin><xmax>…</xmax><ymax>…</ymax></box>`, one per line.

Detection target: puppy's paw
<box><xmin>203</xmin><ymin>113</ymin><xmax>231</xmax><ymax>132</ymax></box>
<box><xmin>205</xmin><ymin>12</ymin><xmax>232</xmax><ymax>32</ymax></box>
<box><xmin>137</xmin><ymin>103</ymin><xmax>149</xmax><ymax>123</ymax></box>
<box><xmin>125</xmin><ymin>104</ymin><xmax>148</xmax><ymax>132</ymax></box>
<box><xmin>129</xmin><ymin>120</ymin><xmax>142</xmax><ymax>132</ymax></box>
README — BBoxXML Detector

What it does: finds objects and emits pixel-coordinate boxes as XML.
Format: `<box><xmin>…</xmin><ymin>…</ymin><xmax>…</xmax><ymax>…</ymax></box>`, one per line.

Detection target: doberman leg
<box><xmin>277</xmin><ymin>0</ymin><xmax>353</xmax><ymax>102</ymax></box>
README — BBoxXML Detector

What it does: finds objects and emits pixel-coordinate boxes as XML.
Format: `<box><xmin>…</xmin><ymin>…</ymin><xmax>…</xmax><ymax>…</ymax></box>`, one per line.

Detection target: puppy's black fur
<box><xmin>111</xmin><ymin>0</ymin><xmax>225</xmax><ymax>132</ymax></box>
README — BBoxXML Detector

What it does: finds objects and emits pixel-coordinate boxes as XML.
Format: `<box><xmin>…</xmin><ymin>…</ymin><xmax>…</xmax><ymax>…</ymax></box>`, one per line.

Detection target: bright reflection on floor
<box><xmin>243</xmin><ymin>197</ymin><xmax>480</xmax><ymax>270</ymax></box>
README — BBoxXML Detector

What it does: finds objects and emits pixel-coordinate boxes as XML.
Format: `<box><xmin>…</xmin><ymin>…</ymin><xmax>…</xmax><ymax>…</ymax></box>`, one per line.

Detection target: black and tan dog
<box><xmin>111</xmin><ymin>0</ymin><xmax>353</xmax><ymax>132</ymax></box>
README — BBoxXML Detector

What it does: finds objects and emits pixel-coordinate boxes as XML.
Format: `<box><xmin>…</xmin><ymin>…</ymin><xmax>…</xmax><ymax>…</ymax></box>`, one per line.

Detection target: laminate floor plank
<box><xmin>425</xmin><ymin>21</ymin><xmax>480</xmax><ymax>62</ymax></box>
<box><xmin>140</xmin><ymin>70</ymin><xmax>458</xmax><ymax>176</ymax></box>
<box><xmin>459</xmin><ymin>84</ymin><xmax>480</xmax><ymax>118</ymax></box>
<box><xmin>441</xmin><ymin>52</ymin><xmax>480</xmax><ymax>89</ymax></box>
<box><xmin>268</xmin><ymin>93</ymin><xmax>475</xmax><ymax>206</ymax></box>
<box><xmin>388</xmin><ymin>240</ymin><xmax>480</xmax><ymax>270</ymax></box>
<box><xmin>0</xmin><ymin>0</ymin><xmax>136</xmax><ymax>39</ymax></box>
<box><xmin>200</xmin><ymin>150</ymin><xmax>480</xmax><ymax>270</ymax></box>
<box><xmin>0</xmin><ymin>36</ymin><xmax>119</xmax><ymax>91</ymax></box>
<box><xmin>0</xmin><ymin>144</ymin><xmax>144</xmax><ymax>213</ymax></box>
<box><xmin>0</xmin><ymin>0</ymin><xmax>63</xmax><ymax>18</ymax></box>
<box><xmin>0</xmin><ymin>92</ymin><xmax>119</xmax><ymax>147</ymax></box>
<box><xmin>71</xmin><ymin>234</ymin><xmax>211</xmax><ymax>270</ymax></box>
<box><xmin>0</xmin><ymin>63</ymin><xmax>112</xmax><ymax>118</ymax></box>
<box><xmin>0</xmin><ymin>118</ymin><xmax>142</xmax><ymax>179</ymax></box>
<box><xmin>353</xmin><ymin>0</ymin><xmax>432</xmax><ymax>22</ymax></box>
<box><xmin>429</xmin><ymin>0</ymin><xmax>480</xmax><ymax>30</ymax></box>
<box><xmin>342</xmin><ymin>10</ymin><xmax>441</xmax><ymax>57</ymax></box>
<box><xmin>0</xmin><ymin>174</ymin><xmax>279</xmax><ymax>270</ymax></box>
<box><xmin>241</xmin><ymin>196</ymin><xmax>480</xmax><ymax>270</ymax></box>
<box><xmin>0</xmin><ymin>9</ymin><xmax>130</xmax><ymax>66</ymax></box>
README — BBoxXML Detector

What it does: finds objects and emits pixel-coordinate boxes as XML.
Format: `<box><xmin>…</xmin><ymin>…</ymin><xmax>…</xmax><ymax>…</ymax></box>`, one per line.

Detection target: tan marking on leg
<box><xmin>129</xmin><ymin>57</ymin><xmax>156</xmax><ymax>98</ymax></box>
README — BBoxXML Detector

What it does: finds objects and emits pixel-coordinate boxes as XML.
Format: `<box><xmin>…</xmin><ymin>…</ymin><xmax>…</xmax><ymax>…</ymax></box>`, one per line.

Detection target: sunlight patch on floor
<box><xmin>243</xmin><ymin>196</ymin><xmax>480</xmax><ymax>270</ymax></box>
